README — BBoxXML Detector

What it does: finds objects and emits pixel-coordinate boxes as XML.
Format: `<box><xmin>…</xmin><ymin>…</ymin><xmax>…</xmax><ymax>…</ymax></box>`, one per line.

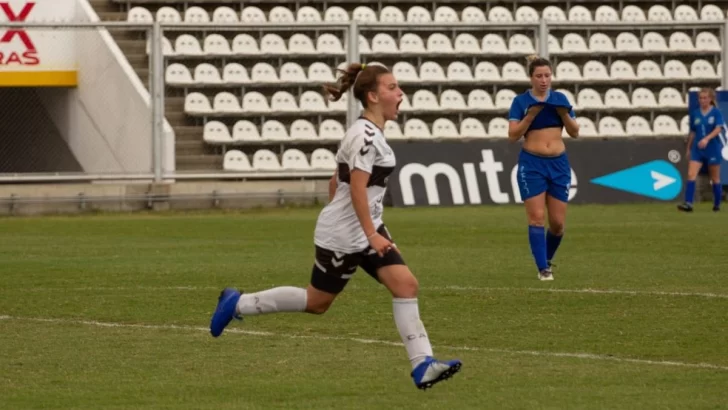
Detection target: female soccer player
<box><xmin>507</xmin><ymin>55</ymin><xmax>580</xmax><ymax>281</ymax></box>
<box><xmin>677</xmin><ymin>87</ymin><xmax>723</xmax><ymax>212</ymax></box>
<box><xmin>209</xmin><ymin>63</ymin><xmax>461</xmax><ymax>390</ymax></box>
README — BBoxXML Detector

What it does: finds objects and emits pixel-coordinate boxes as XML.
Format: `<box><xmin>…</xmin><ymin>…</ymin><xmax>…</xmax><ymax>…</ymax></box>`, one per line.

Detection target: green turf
<box><xmin>1</xmin><ymin>204</ymin><xmax>727</xmax><ymax>409</ymax></box>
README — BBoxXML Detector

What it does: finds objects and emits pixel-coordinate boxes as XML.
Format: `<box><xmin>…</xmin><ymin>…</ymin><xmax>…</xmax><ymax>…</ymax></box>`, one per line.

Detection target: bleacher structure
<box><xmin>95</xmin><ymin>0</ymin><xmax>728</xmax><ymax>175</ymax></box>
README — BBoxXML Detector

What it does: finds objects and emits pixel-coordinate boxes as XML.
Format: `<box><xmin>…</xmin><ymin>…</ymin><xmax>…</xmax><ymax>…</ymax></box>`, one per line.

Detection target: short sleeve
<box><xmin>508</xmin><ymin>97</ymin><xmax>524</xmax><ymax>122</ymax></box>
<box><xmin>713</xmin><ymin>108</ymin><xmax>724</xmax><ymax>127</ymax></box>
<box><xmin>569</xmin><ymin>107</ymin><xmax>576</xmax><ymax>118</ymax></box>
<box><xmin>349</xmin><ymin>132</ymin><xmax>377</xmax><ymax>174</ymax></box>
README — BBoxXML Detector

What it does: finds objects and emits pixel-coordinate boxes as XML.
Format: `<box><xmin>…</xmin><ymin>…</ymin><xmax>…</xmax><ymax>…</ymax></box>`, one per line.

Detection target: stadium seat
<box><xmin>658</xmin><ymin>87</ymin><xmax>685</xmax><ymax>107</ymax></box>
<box><xmin>427</xmin><ymin>33</ymin><xmax>454</xmax><ymax>53</ymax></box>
<box><xmin>561</xmin><ymin>33</ymin><xmax>589</xmax><ymax>53</ymax></box>
<box><xmin>642</xmin><ymin>32</ymin><xmax>667</xmax><ymax>51</ymax></box>
<box><xmin>489</xmin><ymin>6</ymin><xmax>513</xmax><ymax>22</ymax></box>
<box><xmin>432</xmin><ymin>118</ymin><xmax>460</xmax><ymax>138</ymax></box>
<box><xmin>604</xmin><ymin>88</ymin><xmax>631</xmax><ymax>108</ymax></box>
<box><xmin>621</xmin><ymin>5</ymin><xmax>646</xmax><ymax>21</ymax></box>
<box><xmin>213</xmin><ymin>92</ymin><xmax>242</xmax><ymax>114</ymax></box>
<box><xmin>223</xmin><ymin>150</ymin><xmax>252</xmax><ymax>171</ymax></box>
<box><xmin>454</xmin><ymin>33</ymin><xmax>480</xmax><ymax>53</ymax></box>
<box><xmin>482</xmin><ymin>34</ymin><xmax>508</xmax><ymax>54</ymax></box>
<box><xmin>589</xmin><ymin>33</ymin><xmax>614</xmax><ymax>52</ymax></box>
<box><xmin>400</xmin><ymin>33</ymin><xmax>425</xmax><ymax>53</ymax></box>
<box><xmin>691</xmin><ymin>59</ymin><xmax>718</xmax><ymax>79</ymax></box>
<box><xmin>568</xmin><ymin>5</ymin><xmax>592</xmax><ymax>21</ymax></box>
<box><xmin>669</xmin><ymin>32</ymin><xmax>694</xmax><ymax>51</ymax></box>
<box><xmin>156</xmin><ymin>6</ymin><xmax>181</xmax><ymax>23</ymax></box>
<box><xmin>184</xmin><ymin>92</ymin><xmax>212</xmax><ymax>115</ymax></box>
<box><xmin>380</xmin><ymin>5</ymin><xmax>405</xmax><ymax>22</ymax></box>
<box><xmin>556</xmin><ymin>89</ymin><xmax>577</xmax><ymax>107</ymax></box>
<box><xmin>253</xmin><ymin>149</ymin><xmax>282</xmax><ymax>171</ymax></box>
<box><xmin>701</xmin><ymin>5</ymin><xmax>724</xmax><ymax>21</ymax></box>
<box><xmin>316</xmin><ymin>34</ymin><xmax>344</xmax><ymax>54</ymax></box>
<box><xmin>583</xmin><ymin>60</ymin><xmax>610</xmax><ymax>80</ymax></box>
<box><xmin>232</xmin><ymin>34</ymin><xmax>260</xmax><ymax>55</ymax></box>
<box><xmin>696</xmin><ymin>32</ymin><xmax>721</xmax><ymax>51</ymax></box>
<box><xmin>212</xmin><ymin>6</ymin><xmax>238</xmax><ymax>23</ymax></box>
<box><xmin>407</xmin><ymin>6</ymin><xmax>432</xmax><ymax>22</ymax></box>
<box><xmin>352</xmin><ymin>6</ymin><xmax>377</xmax><ymax>22</ymax></box>
<box><xmin>175</xmin><ymin>34</ymin><xmax>202</xmax><ymax>56</ymax></box>
<box><xmin>261</xmin><ymin>34</ymin><xmax>287</xmax><ymax>54</ymax></box>
<box><xmin>308</xmin><ymin>62</ymin><xmax>335</xmax><ymax>83</ymax></box>
<box><xmin>653</xmin><ymin>115</ymin><xmax>681</xmax><ymax>136</ymax></box>
<box><xmin>203</xmin><ymin>121</ymin><xmax>232</xmax><ymax>144</ymax></box>
<box><xmin>488</xmin><ymin>118</ymin><xmax>509</xmax><ymax>138</ymax></box>
<box><xmin>420</xmin><ymin>61</ymin><xmax>446</xmax><ymax>82</ymax></box>
<box><xmin>281</xmin><ymin>149</ymin><xmax>311</xmax><ymax>170</ymax></box>
<box><xmin>297</xmin><ymin>6</ymin><xmax>321</xmax><ymax>22</ymax></box>
<box><xmin>447</xmin><ymin>61</ymin><xmax>474</xmax><ymax>82</ymax></box>
<box><xmin>269</xmin><ymin>6</ymin><xmax>295</xmax><ymax>23</ymax></box>
<box><xmin>674</xmin><ymin>5</ymin><xmax>699</xmax><ymax>20</ymax></box>
<box><xmin>636</xmin><ymin>60</ymin><xmax>662</xmax><ymax>79</ymax></box>
<box><xmin>502</xmin><ymin>61</ymin><xmax>528</xmax><ymax>81</ymax></box>
<box><xmin>461</xmin><ymin>6</ymin><xmax>486</xmax><ymax>23</ymax></box>
<box><xmin>460</xmin><ymin>117</ymin><xmax>487</xmax><ymax>138</ymax></box>
<box><xmin>310</xmin><ymin>148</ymin><xmax>336</xmax><ymax>170</ymax></box>
<box><xmin>146</xmin><ymin>36</ymin><xmax>174</xmax><ymax>56</ymax></box>
<box><xmin>165</xmin><ymin>63</ymin><xmax>193</xmax><ymax>85</ymax></box>
<box><xmin>242</xmin><ymin>91</ymin><xmax>270</xmax><ymax>112</ymax></box>
<box><xmin>631</xmin><ymin>88</ymin><xmax>658</xmax><ymax>108</ymax></box>
<box><xmin>555</xmin><ymin>61</ymin><xmax>582</xmax><ymax>80</ymax></box>
<box><xmin>434</xmin><ymin>6</ymin><xmax>458</xmax><ymax>22</ymax></box>
<box><xmin>509</xmin><ymin>34</ymin><xmax>535</xmax><ymax>54</ymax></box>
<box><xmin>324</xmin><ymin>7</ymin><xmax>349</xmax><ymax>22</ymax></box>
<box><xmin>543</xmin><ymin>6</ymin><xmax>567</xmax><ymax>21</ymax></box>
<box><xmin>626</xmin><ymin>116</ymin><xmax>653</xmax><ymax>136</ymax></box>
<box><xmin>385</xmin><ymin>121</ymin><xmax>405</xmax><ymax>139</ymax></box>
<box><xmin>279</xmin><ymin>62</ymin><xmax>307</xmax><ymax>83</ymax></box>
<box><xmin>204</xmin><ymin>34</ymin><xmax>231</xmax><ymax>55</ymax></box>
<box><xmin>515</xmin><ymin>5</ymin><xmax>539</xmax><ymax>22</ymax></box>
<box><xmin>610</xmin><ymin>60</ymin><xmax>637</xmax><ymax>80</ymax></box>
<box><xmin>547</xmin><ymin>34</ymin><xmax>561</xmax><ymax>53</ymax></box>
<box><xmin>261</xmin><ymin>120</ymin><xmax>290</xmax><ymax>141</ymax></box>
<box><xmin>440</xmin><ymin>89</ymin><xmax>467</xmax><ymax>110</ymax></box>
<box><xmin>392</xmin><ymin>61</ymin><xmax>418</xmax><ymax>82</ymax></box>
<box><xmin>371</xmin><ymin>33</ymin><xmax>398</xmax><ymax>53</ymax></box>
<box><xmin>475</xmin><ymin>61</ymin><xmax>501</xmax><ymax>81</ymax></box>
<box><xmin>127</xmin><ymin>6</ymin><xmax>153</xmax><ymax>22</ymax></box>
<box><xmin>576</xmin><ymin>88</ymin><xmax>604</xmax><ymax>109</ymax></box>
<box><xmin>576</xmin><ymin>117</ymin><xmax>598</xmax><ymax>137</ymax></box>
<box><xmin>404</xmin><ymin>118</ymin><xmax>432</xmax><ymax>139</ymax></box>
<box><xmin>495</xmin><ymin>89</ymin><xmax>517</xmax><ymax>109</ymax></box>
<box><xmin>319</xmin><ymin>119</ymin><xmax>345</xmax><ymax>140</ymax></box>
<box><xmin>648</xmin><ymin>5</ymin><xmax>673</xmax><ymax>21</ymax></box>
<box><xmin>664</xmin><ymin>60</ymin><xmax>690</xmax><ymax>79</ymax></box>
<box><xmin>681</xmin><ymin>115</ymin><xmax>690</xmax><ymax>134</ymax></box>
<box><xmin>599</xmin><ymin>116</ymin><xmax>626</xmax><ymax>137</ymax></box>
<box><xmin>232</xmin><ymin>120</ymin><xmax>261</xmax><ymax>141</ymax></box>
<box><xmin>194</xmin><ymin>63</ymin><xmax>222</xmax><ymax>84</ymax></box>
<box><xmin>412</xmin><ymin>90</ymin><xmax>439</xmax><ymax>110</ymax></box>
<box><xmin>358</xmin><ymin>35</ymin><xmax>371</xmax><ymax>53</ymax></box>
<box><xmin>616</xmin><ymin>32</ymin><xmax>641</xmax><ymax>51</ymax></box>
<box><xmin>289</xmin><ymin>34</ymin><xmax>316</xmax><ymax>54</ymax></box>
<box><xmin>468</xmin><ymin>89</ymin><xmax>494</xmax><ymax>109</ymax></box>
<box><xmin>222</xmin><ymin>63</ymin><xmax>249</xmax><ymax>84</ymax></box>
<box><xmin>595</xmin><ymin>5</ymin><xmax>619</xmax><ymax>22</ymax></box>
<box><xmin>241</xmin><ymin>6</ymin><xmax>266</xmax><ymax>22</ymax></box>
<box><xmin>251</xmin><ymin>62</ymin><xmax>279</xmax><ymax>83</ymax></box>
<box><xmin>271</xmin><ymin>91</ymin><xmax>299</xmax><ymax>113</ymax></box>
<box><xmin>184</xmin><ymin>6</ymin><xmax>209</xmax><ymax>23</ymax></box>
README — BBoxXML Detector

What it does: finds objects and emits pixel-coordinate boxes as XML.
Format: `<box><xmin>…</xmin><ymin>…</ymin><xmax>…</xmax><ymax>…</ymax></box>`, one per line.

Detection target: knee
<box><xmin>527</xmin><ymin>209</ymin><xmax>546</xmax><ymax>226</ymax></box>
<box><xmin>389</xmin><ymin>275</ymin><xmax>419</xmax><ymax>299</ymax></box>
<box><xmin>549</xmin><ymin>220</ymin><xmax>565</xmax><ymax>235</ymax></box>
<box><xmin>305</xmin><ymin>288</ymin><xmax>335</xmax><ymax>315</ymax></box>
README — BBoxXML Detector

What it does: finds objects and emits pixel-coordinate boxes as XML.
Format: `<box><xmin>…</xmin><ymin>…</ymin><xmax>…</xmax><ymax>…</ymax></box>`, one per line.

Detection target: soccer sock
<box><xmin>685</xmin><ymin>180</ymin><xmax>696</xmax><ymax>205</ymax></box>
<box><xmin>235</xmin><ymin>287</ymin><xmax>307</xmax><ymax>316</ymax></box>
<box><xmin>546</xmin><ymin>229</ymin><xmax>563</xmax><ymax>262</ymax></box>
<box><xmin>528</xmin><ymin>225</ymin><xmax>549</xmax><ymax>271</ymax></box>
<box><xmin>713</xmin><ymin>182</ymin><xmax>722</xmax><ymax>208</ymax></box>
<box><xmin>393</xmin><ymin>298</ymin><xmax>433</xmax><ymax>369</ymax></box>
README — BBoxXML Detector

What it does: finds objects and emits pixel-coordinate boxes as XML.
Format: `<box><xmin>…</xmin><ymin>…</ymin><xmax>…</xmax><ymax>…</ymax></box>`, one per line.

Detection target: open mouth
<box><xmin>396</xmin><ymin>100</ymin><xmax>402</xmax><ymax>112</ymax></box>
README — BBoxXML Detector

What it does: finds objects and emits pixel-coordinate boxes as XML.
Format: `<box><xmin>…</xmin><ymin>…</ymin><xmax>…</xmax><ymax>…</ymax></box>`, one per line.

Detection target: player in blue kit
<box><xmin>677</xmin><ymin>87</ymin><xmax>724</xmax><ymax>212</ymax></box>
<box><xmin>508</xmin><ymin>55</ymin><xmax>580</xmax><ymax>281</ymax></box>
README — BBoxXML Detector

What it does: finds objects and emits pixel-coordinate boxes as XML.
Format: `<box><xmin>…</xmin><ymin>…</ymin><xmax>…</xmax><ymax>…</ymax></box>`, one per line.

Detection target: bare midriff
<box><xmin>523</xmin><ymin>127</ymin><xmax>565</xmax><ymax>156</ymax></box>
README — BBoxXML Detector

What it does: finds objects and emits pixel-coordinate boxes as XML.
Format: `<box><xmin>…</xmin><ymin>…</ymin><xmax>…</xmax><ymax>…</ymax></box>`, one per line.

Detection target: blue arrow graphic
<box><xmin>590</xmin><ymin>160</ymin><xmax>683</xmax><ymax>201</ymax></box>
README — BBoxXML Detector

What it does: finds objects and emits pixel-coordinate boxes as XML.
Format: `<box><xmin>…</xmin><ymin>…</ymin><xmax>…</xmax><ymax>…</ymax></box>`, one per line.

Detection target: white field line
<box><xmin>0</xmin><ymin>315</ymin><xmax>726</xmax><ymax>372</ymax></box>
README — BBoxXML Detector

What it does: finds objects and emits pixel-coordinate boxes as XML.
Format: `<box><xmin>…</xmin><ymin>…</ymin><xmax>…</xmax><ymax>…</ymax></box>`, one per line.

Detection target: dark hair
<box><xmin>323</xmin><ymin>63</ymin><xmax>391</xmax><ymax>108</ymax></box>
<box><xmin>526</xmin><ymin>54</ymin><xmax>552</xmax><ymax>76</ymax></box>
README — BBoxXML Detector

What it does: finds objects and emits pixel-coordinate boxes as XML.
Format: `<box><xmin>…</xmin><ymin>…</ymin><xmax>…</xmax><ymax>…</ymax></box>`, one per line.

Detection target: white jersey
<box><xmin>314</xmin><ymin>117</ymin><xmax>396</xmax><ymax>253</ymax></box>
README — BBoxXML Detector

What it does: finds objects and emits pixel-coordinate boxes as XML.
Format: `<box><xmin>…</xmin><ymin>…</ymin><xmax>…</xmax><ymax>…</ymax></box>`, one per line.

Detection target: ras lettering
<box><xmin>398</xmin><ymin>149</ymin><xmax>578</xmax><ymax>206</ymax></box>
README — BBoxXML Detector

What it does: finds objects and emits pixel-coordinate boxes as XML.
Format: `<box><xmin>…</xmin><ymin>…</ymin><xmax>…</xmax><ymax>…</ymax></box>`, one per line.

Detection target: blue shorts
<box><xmin>690</xmin><ymin>143</ymin><xmax>722</xmax><ymax>166</ymax></box>
<box><xmin>517</xmin><ymin>149</ymin><xmax>572</xmax><ymax>203</ymax></box>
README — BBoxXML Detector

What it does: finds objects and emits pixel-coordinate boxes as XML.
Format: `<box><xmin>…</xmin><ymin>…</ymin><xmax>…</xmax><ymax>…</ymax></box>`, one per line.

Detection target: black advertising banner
<box><xmin>387</xmin><ymin>138</ymin><xmax>687</xmax><ymax>207</ymax></box>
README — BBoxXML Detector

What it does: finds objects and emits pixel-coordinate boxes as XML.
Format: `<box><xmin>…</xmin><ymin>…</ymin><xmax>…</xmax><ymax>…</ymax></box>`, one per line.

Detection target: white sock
<box><xmin>393</xmin><ymin>298</ymin><xmax>434</xmax><ymax>369</ymax></box>
<box><xmin>236</xmin><ymin>287</ymin><xmax>307</xmax><ymax>316</ymax></box>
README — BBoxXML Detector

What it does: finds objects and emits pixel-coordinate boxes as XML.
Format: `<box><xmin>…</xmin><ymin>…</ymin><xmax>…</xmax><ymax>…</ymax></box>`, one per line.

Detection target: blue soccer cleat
<box><xmin>210</xmin><ymin>287</ymin><xmax>242</xmax><ymax>337</ymax></box>
<box><xmin>411</xmin><ymin>356</ymin><xmax>462</xmax><ymax>390</ymax></box>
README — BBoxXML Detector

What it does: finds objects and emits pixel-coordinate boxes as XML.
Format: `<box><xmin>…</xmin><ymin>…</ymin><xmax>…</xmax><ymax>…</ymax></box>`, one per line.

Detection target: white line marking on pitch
<box><xmin>0</xmin><ymin>315</ymin><xmax>726</xmax><ymax>372</ymax></box>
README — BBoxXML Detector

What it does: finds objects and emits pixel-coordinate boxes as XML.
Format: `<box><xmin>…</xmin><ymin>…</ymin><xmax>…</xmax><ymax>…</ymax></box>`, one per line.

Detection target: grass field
<box><xmin>1</xmin><ymin>203</ymin><xmax>727</xmax><ymax>409</ymax></box>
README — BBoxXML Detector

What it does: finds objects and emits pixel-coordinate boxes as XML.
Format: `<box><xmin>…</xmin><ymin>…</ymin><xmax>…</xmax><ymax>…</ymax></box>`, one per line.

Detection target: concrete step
<box><xmin>96</xmin><ymin>11</ymin><xmax>128</xmax><ymax>21</ymax></box>
<box><xmin>175</xmin><ymin>140</ymin><xmax>217</xmax><ymax>156</ymax></box>
<box><xmin>176</xmin><ymin>154</ymin><xmax>222</xmax><ymax>171</ymax></box>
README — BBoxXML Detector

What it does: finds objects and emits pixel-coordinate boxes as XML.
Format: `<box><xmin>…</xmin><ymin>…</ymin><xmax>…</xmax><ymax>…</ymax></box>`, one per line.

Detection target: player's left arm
<box><xmin>558</xmin><ymin>106</ymin><xmax>579</xmax><ymax>138</ymax></box>
<box><xmin>704</xmin><ymin>110</ymin><xmax>724</xmax><ymax>142</ymax></box>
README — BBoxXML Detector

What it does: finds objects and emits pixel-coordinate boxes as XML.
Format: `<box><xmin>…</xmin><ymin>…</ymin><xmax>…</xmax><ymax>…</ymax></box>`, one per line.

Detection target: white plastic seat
<box><xmin>281</xmin><ymin>149</ymin><xmax>311</xmax><ymax>170</ymax></box>
<box><xmin>419</xmin><ymin>61</ymin><xmax>446</xmax><ymax>82</ymax></box>
<box><xmin>664</xmin><ymin>60</ymin><xmax>690</xmax><ymax>79</ymax></box>
<box><xmin>595</xmin><ymin>5</ymin><xmax>619</xmax><ymax>22</ymax></box>
<box><xmin>561</xmin><ymin>33</ymin><xmax>588</xmax><ymax>53</ymax></box>
<box><xmin>447</xmin><ymin>61</ymin><xmax>474</xmax><ymax>82</ymax></box>
<box><xmin>604</xmin><ymin>88</ymin><xmax>631</xmax><ymax>108</ymax></box>
<box><xmin>203</xmin><ymin>34</ymin><xmax>231</xmax><ymax>55</ymax></box>
<box><xmin>253</xmin><ymin>149</ymin><xmax>282</xmax><ymax>171</ymax></box>
<box><xmin>658</xmin><ymin>87</ymin><xmax>685</xmax><ymax>107</ymax></box>
<box><xmin>232</xmin><ymin>34</ymin><xmax>260</xmax><ymax>55</ymax></box>
<box><xmin>648</xmin><ymin>5</ymin><xmax>673</xmax><ymax>21</ymax></box>
<box><xmin>212</xmin><ymin>6</ymin><xmax>238</xmax><ymax>23</ymax></box>
<box><xmin>576</xmin><ymin>117</ymin><xmax>598</xmax><ymax>137</ymax></box>
<box><xmin>250</xmin><ymin>62</ymin><xmax>279</xmax><ymax>83</ymax></box>
<box><xmin>475</xmin><ymin>61</ymin><xmax>501</xmax><ymax>81</ymax></box>
<box><xmin>488</xmin><ymin>118</ymin><xmax>509</xmax><ymax>138</ymax></box>
<box><xmin>610</xmin><ymin>60</ymin><xmax>636</xmax><ymax>80</ymax></box>
<box><xmin>691</xmin><ymin>59</ymin><xmax>718</xmax><ymax>79</ymax></box>
<box><xmin>489</xmin><ymin>6</ymin><xmax>513</xmax><ymax>22</ymax></box>
<box><xmin>411</xmin><ymin>89</ymin><xmax>440</xmax><ymax>111</ymax></box>
<box><xmin>653</xmin><ymin>115</ymin><xmax>681</xmax><ymax>135</ymax></box>
<box><xmin>468</xmin><ymin>89</ymin><xmax>494</xmax><ymax>109</ymax></box>
<box><xmin>308</xmin><ymin>62</ymin><xmax>335</xmax><ymax>83</ymax></box>
<box><xmin>555</xmin><ymin>61</ymin><xmax>582</xmax><ymax>80</ymax></box>
<box><xmin>399</xmin><ymin>33</ymin><xmax>425</xmax><ymax>53</ymax></box>
<box><xmin>279</xmin><ymin>62</ymin><xmax>307</xmax><ymax>83</ymax></box>
<box><xmin>621</xmin><ymin>5</ymin><xmax>646</xmax><ymax>22</ymax></box>
<box><xmin>626</xmin><ymin>116</ymin><xmax>653</xmax><ymax>136</ymax></box>
<box><xmin>696</xmin><ymin>32</ymin><xmax>721</xmax><ymax>52</ymax></box>
<box><xmin>636</xmin><ymin>60</ymin><xmax>662</xmax><ymax>79</ymax></box>
<box><xmin>555</xmin><ymin>89</ymin><xmax>577</xmax><ymax>107</ymax></box>
<box><xmin>631</xmin><ymin>88</ymin><xmax>658</xmax><ymax>108</ymax></box>
<box><xmin>392</xmin><ymin>61</ymin><xmax>419</xmax><ymax>82</ymax></box>
<box><xmin>589</xmin><ymin>33</ymin><xmax>614</xmax><ymax>52</ymax></box>
<box><xmin>434</xmin><ymin>6</ymin><xmax>459</xmax><ymax>22</ymax></box>
<box><xmin>358</xmin><ymin>35</ymin><xmax>371</xmax><ymax>53</ymax></box>
<box><xmin>568</xmin><ymin>5</ymin><xmax>592</xmax><ymax>21</ymax></box>
<box><xmin>316</xmin><ymin>34</ymin><xmax>344</xmax><ymax>54</ymax></box>
<box><xmin>232</xmin><ymin>120</ymin><xmax>261</xmax><ymax>142</ymax></box>
<box><xmin>509</xmin><ymin>34</ymin><xmax>535</xmax><ymax>54</ymax></box>
<box><xmin>352</xmin><ymin>6</ymin><xmax>377</xmax><ymax>22</ymax></box>
<box><xmin>384</xmin><ymin>121</ymin><xmax>405</xmax><ymax>139</ymax></box>
<box><xmin>461</xmin><ymin>6</ymin><xmax>486</xmax><ymax>23</ymax></box>
<box><xmin>213</xmin><ymin>92</ymin><xmax>242</xmax><ymax>114</ymax></box>
<box><xmin>501</xmin><ymin>61</ymin><xmax>528</xmax><ymax>80</ymax></box>
<box><xmin>288</xmin><ymin>33</ymin><xmax>316</xmax><ymax>54</ymax></box>
<box><xmin>642</xmin><ymin>32</ymin><xmax>667</xmax><ymax>51</ymax></box>
<box><xmin>576</xmin><ymin>88</ymin><xmax>604</xmax><ymax>109</ymax></box>
<box><xmin>184</xmin><ymin>6</ymin><xmax>209</xmax><ymax>23</ymax></box>
<box><xmin>583</xmin><ymin>60</ymin><xmax>610</xmax><ymax>80</ymax></box>
<box><xmin>223</xmin><ymin>150</ymin><xmax>252</xmax><ymax>171</ymax></box>
<box><xmin>681</xmin><ymin>115</ymin><xmax>690</xmax><ymax>134</ymax></box>
<box><xmin>269</xmin><ymin>6</ymin><xmax>295</xmax><ymax>23</ymax></box>
<box><xmin>242</xmin><ymin>91</ymin><xmax>270</xmax><ymax>112</ymax></box>
<box><xmin>616</xmin><ymin>32</ymin><xmax>642</xmax><ymax>52</ymax></box>
<box><xmin>127</xmin><ymin>6</ymin><xmax>153</xmax><ymax>22</ymax></box>
<box><xmin>296</xmin><ymin>6</ymin><xmax>321</xmax><ymax>22</ymax></box>
<box><xmin>223</xmin><ymin>63</ymin><xmax>250</xmax><ymax>84</ymax></box>
<box><xmin>324</xmin><ymin>6</ymin><xmax>349</xmax><ymax>22</ymax></box>
<box><xmin>380</xmin><ymin>5</ymin><xmax>405</xmax><ymax>22</ymax></box>
<box><xmin>328</xmin><ymin>92</ymin><xmax>349</xmax><ymax>112</ymax></box>
<box><xmin>543</xmin><ymin>6</ymin><xmax>567</xmax><ymax>21</ymax></box>
<box><xmin>495</xmin><ymin>89</ymin><xmax>517</xmax><ymax>109</ymax></box>
<box><xmin>482</xmin><ymin>34</ymin><xmax>508</xmax><ymax>54</ymax></box>
<box><xmin>454</xmin><ymin>33</ymin><xmax>480</xmax><ymax>53</ymax></box>
<box><xmin>165</xmin><ymin>63</ymin><xmax>192</xmax><ymax>85</ymax></box>
<box><xmin>146</xmin><ymin>36</ymin><xmax>174</xmax><ymax>57</ymax></box>
<box><xmin>547</xmin><ymin>34</ymin><xmax>561</xmax><ymax>53</ymax></box>
<box><xmin>440</xmin><ymin>89</ymin><xmax>466</xmax><ymax>110</ymax></box>
<box><xmin>260</xmin><ymin>33</ymin><xmax>287</xmax><ymax>54</ymax></box>
<box><xmin>460</xmin><ymin>118</ymin><xmax>487</xmax><ymax>137</ymax></box>
<box><xmin>674</xmin><ymin>5</ymin><xmax>699</xmax><ymax>21</ymax></box>
<box><xmin>310</xmin><ymin>148</ymin><xmax>336</xmax><ymax>170</ymax></box>
<box><xmin>407</xmin><ymin>6</ymin><xmax>432</xmax><ymax>23</ymax></box>
<box><xmin>432</xmin><ymin>118</ymin><xmax>460</xmax><ymax>138</ymax></box>
<box><xmin>427</xmin><ymin>33</ymin><xmax>454</xmax><ymax>53</ymax></box>
<box><xmin>404</xmin><ymin>118</ymin><xmax>432</xmax><ymax>139</ymax></box>
<box><xmin>701</xmin><ymin>5</ymin><xmax>724</xmax><ymax>21</ymax></box>
<box><xmin>669</xmin><ymin>32</ymin><xmax>694</xmax><ymax>51</ymax></box>
<box><xmin>203</xmin><ymin>121</ymin><xmax>232</xmax><ymax>144</ymax></box>
<box><xmin>319</xmin><ymin>119</ymin><xmax>345</xmax><ymax>139</ymax></box>
<box><xmin>261</xmin><ymin>120</ymin><xmax>290</xmax><ymax>141</ymax></box>
<box><xmin>371</xmin><ymin>33</ymin><xmax>399</xmax><ymax>53</ymax></box>
<box><xmin>194</xmin><ymin>63</ymin><xmax>222</xmax><ymax>84</ymax></box>
<box><xmin>271</xmin><ymin>91</ymin><xmax>299</xmax><ymax>112</ymax></box>
<box><xmin>184</xmin><ymin>92</ymin><xmax>211</xmax><ymax>114</ymax></box>
<box><xmin>175</xmin><ymin>34</ymin><xmax>202</xmax><ymax>56</ymax></box>
<box><xmin>156</xmin><ymin>6</ymin><xmax>181</xmax><ymax>23</ymax></box>
<box><xmin>241</xmin><ymin>6</ymin><xmax>266</xmax><ymax>23</ymax></box>
<box><xmin>599</xmin><ymin>116</ymin><xmax>626</xmax><ymax>137</ymax></box>
<box><xmin>515</xmin><ymin>5</ymin><xmax>539</xmax><ymax>22</ymax></box>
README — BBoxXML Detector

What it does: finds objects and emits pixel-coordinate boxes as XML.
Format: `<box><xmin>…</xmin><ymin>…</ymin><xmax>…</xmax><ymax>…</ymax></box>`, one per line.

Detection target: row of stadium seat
<box><xmin>168</xmin><ymin>60</ymin><xmax>721</xmax><ymax>87</ymax></box>
<box><xmin>207</xmin><ymin>115</ymin><xmax>690</xmax><ymax>143</ymax></box>
<box><xmin>223</xmin><ymin>148</ymin><xmax>335</xmax><ymax>171</ymax></box>
<box><xmin>150</xmin><ymin>31</ymin><xmax>722</xmax><ymax>57</ymax></box>
<box><xmin>184</xmin><ymin>87</ymin><xmax>694</xmax><ymax>116</ymax></box>
<box><xmin>128</xmin><ymin>4</ymin><xmax>728</xmax><ymax>24</ymax></box>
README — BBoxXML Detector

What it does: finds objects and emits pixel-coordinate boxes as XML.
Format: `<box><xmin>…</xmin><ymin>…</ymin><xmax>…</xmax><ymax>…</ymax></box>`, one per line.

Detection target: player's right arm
<box><xmin>328</xmin><ymin>169</ymin><xmax>338</xmax><ymax>202</ymax></box>
<box><xmin>508</xmin><ymin>97</ymin><xmax>543</xmax><ymax>141</ymax></box>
